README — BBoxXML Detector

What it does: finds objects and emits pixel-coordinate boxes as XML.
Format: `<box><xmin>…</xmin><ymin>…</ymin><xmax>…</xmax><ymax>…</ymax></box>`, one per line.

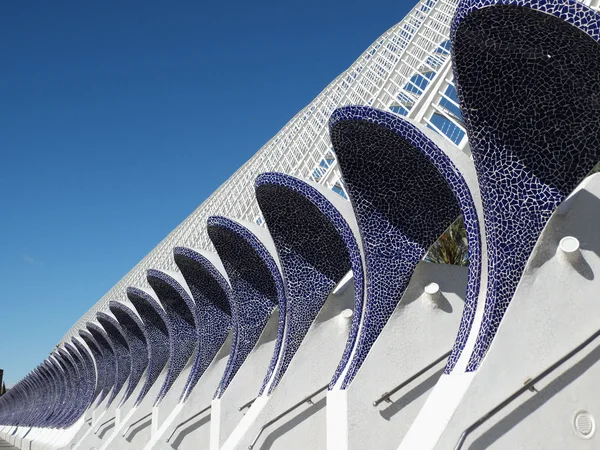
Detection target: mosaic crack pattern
<box><xmin>80</xmin><ymin>329</ymin><xmax>111</xmax><ymax>407</ymax></box>
<box><xmin>109</xmin><ymin>301</ymin><xmax>149</xmax><ymax>406</ymax></box>
<box><xmin>127</xmin><ymin>286</ymin><xmax>171</xmax><ymax>406</ymax></box>
<box><xmin>174</xmin><ymin>247</ymin><xmax>233</xmax><ymax>401</ymax></box>
<box><xmin>329</xmin><ymin>106</ymin><xmax>474</xmax><ymax>386</ymax></box>
<box><xmin>86</xmin><ymin>323</ymin><xmax>117</xmax><ymax>409</ymax></box>
<box><xmin>452</xmin><ymin>0</ymin><xmax>600</xmax><ymax>370</ymax></box>
<box><xmin>255</xmin><ymin>172</ymin><xmax>364</xmax><ymax>394</ymax></box>
<box><xmin>97</xmin><ymin>312</ymin><xmax>131</xmax><ymax>407</ymax></box>
<box><xmin>147</xmin><ymin>269</ymin><xmax>198</xmax><ymax>404</ymax></box>
<box><xmin>207</xmin><ymin>216</ymin><xmax>284</xmax><ymax>398</ymax></box>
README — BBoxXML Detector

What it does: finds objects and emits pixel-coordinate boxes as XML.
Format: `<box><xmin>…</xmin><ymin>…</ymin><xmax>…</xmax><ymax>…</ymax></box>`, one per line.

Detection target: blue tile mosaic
<box><xmin>56</xmin><ymin>347</ymin><xmax>80</xmax><ymax>426</ymax></box>
<box><xmin>174</xmin><ymin>247</ymin><xmax>233</xmax><ymax>401</ymax></box>
<box><xmin>255</xmin><ymin>172</ymin><xmax>365</xmax><ymax>394</ymax></box>
<box><xmin>73</xmin><ymin>338</ymin><xmax>98</xmax><ymax>410</ymax></box>
<box><xmin>147</xmin><ymin>269</ymin><xmax>198</xmax><ymax>405</ymax></box>
<box><xmin>86</xmin><ymin>323</ymin><xmax>117</xmax><ymax>408</ymax></box>
<box><xmin>452</xmin><ymin>0</ymin><xmax>600</xmax><ymax>370</ymax></box>
<box><xmin>97</xmin><ymin>312</ymin><xmax>131</xmax><ymax>408</ymax></box>
<box><xmin>18</xmin><ymin>370</ymin><xmax>36</xmax><ymax>426</ymax></box>
<box><xmin>328</xmin><ymin>105</ymin><xmax>479</xmax><ymax>386</ymax></box>
<box><xmin>27</xmin><ymin>366</ymin><xmax>47</xmax><ymax>427</ymax></box>
<box><xmin>65</xmin><ymin>342</ymin><xmax>94</xmax><ymax>422</ymax></box>
<box><xmin>207</xmin><ymin>216</ymin><xmax>285</xmax><ymax>398</ymax></box>
<box><xmin>45</xmin><ymin>358</ymin><xmax>66</xmax><ymax>427</ymax></box>
<box><xmin>80</xmin><ymin>329</ymin><xmax>110</xmax><ymax>407</ymax></box>
<box><xmin>37</xmin><ymin>364</ymin><xmax>55</xmax><ymax>427</ymax></box>
<box><xmin>18</xmin><ymin>369</ymin><xmax>41</xmax><ymax>426</ymax></box>
<box><xmin>109</xmin><ymin>302</ymin><xmax>149</xmax><ymax>406</ymax></box>
<box><xmin>126</xmin><ymin>287</ymin><xmax>171</xmax><ymax>406</ymax></box>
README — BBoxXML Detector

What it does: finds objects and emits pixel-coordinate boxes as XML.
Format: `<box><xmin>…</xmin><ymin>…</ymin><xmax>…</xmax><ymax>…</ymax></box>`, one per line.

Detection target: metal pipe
<box><xmin>239</xmin><ymin>397</ymin><xmax>256</xmax><ymax>412</ymax></box>
<box><xmin>121</xmin><ymin>412</ymin><xmax>151</xmax><ymax>437</ymax></box>
<box><xmin>248</xmin><ymin>384</ymin><xmax>328</xmax><ymax>449</ymax></box>
<box><xmin>455</xmin><ymin>326</ymin><xmax>600</xmax><ymax>450</ymax></box>
<box><xmin>373</xmin><ymin>351</ymin><xmax>451</xmax><ymax>407</ymax></box>
<box><xmin>166</xmin><ymin>404</ymin><xmax>211</xmax><ymax>442</ymax></box>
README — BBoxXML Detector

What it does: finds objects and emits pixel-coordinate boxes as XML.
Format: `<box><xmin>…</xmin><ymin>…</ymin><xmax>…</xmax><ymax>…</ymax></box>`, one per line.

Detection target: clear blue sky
<box><xmin>0</xmin><ymin>0</ymin><xmax>413</xmax><ymax>386</ymax></box>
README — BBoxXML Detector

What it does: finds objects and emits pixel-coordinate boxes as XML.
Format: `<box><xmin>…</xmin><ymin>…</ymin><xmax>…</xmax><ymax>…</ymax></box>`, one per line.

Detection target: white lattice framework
<box><xmin>60</xmin><ymin>0</ymin><xmax>469</xmax><ymax>344</ymax></box>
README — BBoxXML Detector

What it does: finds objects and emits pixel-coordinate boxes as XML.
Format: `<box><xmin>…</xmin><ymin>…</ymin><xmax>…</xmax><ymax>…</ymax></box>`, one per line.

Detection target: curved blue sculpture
<box><xmin>126</xmin><ymin>286</ymin><xmax>170</xmax><ymax>406</ymax></box>
<box><xmin>72</xmin><ymin>338</ymin><xmax>98</xmax><ymax>411</ymax></box>
<box><xmin>17</xmin><ymin>369</ymin><xmax>40</xmax><ymax>426</ymax></box>
<box><xmin>56</xmin><ymin>347</ymin><xmax>82</xmax><ymax>426</ymax></box>
<box><xmin>329</xmin><ymin>106</ymin><xmax>480</xmax><ymax>386</ymax></box>
<box><xmin>109</xmin><ymin>302</ymin><xmax>149</xmax><ymax>406</ymax></box>
<box><xmin>80</xmin><ymin>329</ymin><xmax>111</xmax><ymax>407</ymax></box>
<box><xmin>452</xmin><ymin>0</ymin><xmax>600</xmax><ymax>370</ymax></box>
<box><xmin>207</xmin><ymin>216</ymin><xmax>285</xmax><ymax>397</ymax></box>
<box><xmin>45</xmin><ymin>357</ymin><xmax>67</xmax><ymax>427</ymax></box>
<box><xmin>255</xmin><ymin>172</ymin><xmax>365</xmax><ymax>393</ymax></box>
<box><xmin>30</xmin><ymin>364</ymin><xmax>52</xmax><ymax>427</ymax></box>
<box><xmin>38</xmin><ymin>364</ymin><xmax>56</xmax><ymax>427</ymax></box>
<box><xmin>174</xmin><ymin>247</ymin><xmax>233</xmax><ymax>401</ymax></box>
<box><xmin>147</xmin><ymin>269</ymin><xmax>198</xmax><ymax>404</ymax></box>
<box><xmin>97</xmin><ymin>312</ymin><xmax>131</xmax><ymax>407</ymax></box>
<box><xmin>65</xmin><ymin>341</ymin><xmax>94</xmax><ymax>421</ymax></box>
<box><xmin>18</xmin><ymin>368</ymin><xmax>36</xmax><ymax>426</ymax></box>
<box><xmin>85</xmin><ymin>324</ymin><xmax>116</xmax><ymax>408</ymax></box>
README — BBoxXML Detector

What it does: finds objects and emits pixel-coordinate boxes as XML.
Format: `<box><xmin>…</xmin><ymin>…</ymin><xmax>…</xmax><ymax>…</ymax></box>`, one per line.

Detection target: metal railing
<box><xmin>239</xmin><ymin>398</ymin><xmax>256</xmax><ymax>412</ymax></box>
<box><xmin>166</xmin><ymin>404</ymin><xmax>211</xmax><ymax>443</ymax></box>
<box><xmin>94</xmin><ymin>416</ymin><xmax>115</xmax><ymax>434</ymax></box>
<box><xmin>373</xmin><ymin>351</ymin><xmax>451</xmax><ymax>407</ymax></box>
<box><xmin>248</xmin><ymin>384</ymin><xmax>328</xmax><ymax>449</ymax></box>
<box><xmin>454</xmin><ymin>326</ymin><xmax>600</xmax><ymax>450</ymax></box>
<box><xmin>122</xmin><ymin>412</ymin><xmax>151</xmax><ymax>437</ymax></box>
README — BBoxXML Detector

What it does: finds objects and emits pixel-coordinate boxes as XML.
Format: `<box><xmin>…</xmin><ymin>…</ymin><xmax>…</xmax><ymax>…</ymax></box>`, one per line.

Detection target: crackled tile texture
<box><xmin>86</xmin><ymin>324</ymin><xmax>116</xmax><ymax>408</ymax></box>
<box><xmin>19</xmin><ymin>369</ymin><xmax>40</xmax><ymax>426</ymax></box>
<box><xmin>174</xmin><ymin>247</ymin><xmax>233</xmax><ymax>401</ymax></box>
<box><xmin>255</xmin><ymin>172</ymin><xmax>364</xmax><ymax>394</ymax></box>
<box><xmin>207</xmin><ymin>216</ymin><xmax>285</xmax><ymax>398</ymax></box>
<box><xmin>65</xmin><ymin>340</ymin><xmax>96</xmax><ymax>419</ymax></box>
<box><xmin>38</xmin><ymin>364</ymin><xmax>56</xmax><ymax>427</ymax></box>
<box><xmin>97</xmin><ymin>312</ymin><xmax>131</xmax><ymax>407</ymax></box>
<box><xmin>45</xmin><ymin>358</ymin><xmax>66</xmax><ymax>427</ymax></box>
<box><xmin>452</xmin><ymin>0</ymin><xmax>600</xmax><ymax>370</ymax></box>
<box><xmin>71</xmin><ymin>337</ymin><xmax>98</xmax><ymax>409</ymax></box>
<box><xmin>109</xmin><ymin>301</ymin><xmax>149</xmax><ymax>406</ymax></box>
<box><xmin>29</xmin><ymin>365</ymin><xmax>49</xmax><ymax>427</ymax></box>
<box><xmin>127</xmin><ymin>286</ymin><xmax>171</xmax><ymax>406</ymax></box>
<box><xmin>57</xmin><ymin>347</ymin><xmax>81</xmax><ymax>426</ymax></box>
<box><xmin>329</xmin><ymin>106</ymin><xmax>473</xmax><ymax>387</ymax></box>
<box><xmin>147</xmin><ymin>269</ymin><xmax>198</xmax><ymax>404</ymax></box>
<box><xmin>80</xmin><ymin>329</ymin><xmax>109</xmax><ymax>407</ymax></box>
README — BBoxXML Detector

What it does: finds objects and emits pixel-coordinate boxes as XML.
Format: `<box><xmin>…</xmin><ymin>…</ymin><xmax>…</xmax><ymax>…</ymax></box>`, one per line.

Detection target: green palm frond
<box><xmin>425</xmin><ymin>215</ymin><xmax>469</xmax><ymax>266</ymax></box>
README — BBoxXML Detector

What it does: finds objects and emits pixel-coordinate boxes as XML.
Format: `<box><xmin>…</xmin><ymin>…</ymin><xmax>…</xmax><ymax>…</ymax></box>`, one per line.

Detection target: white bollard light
<box><xmin>559</xmin><ymin>236</ymin><xmax>580</xmax><ymax>253</ymax></box>
<box><xmin>558</xmin><ymin>236</ymin><xmax>581</xmax><ymax>264</ymax></box>
<box><xmin>422</xmin><ymin>282</ymin><xmax>442</xmax><ymax>309</ymax></box>
<box><xmin>340</xmin><ymin>309</ymin><xmax>353</xmax><ymax>319</ymax></box>
<box><xmin>424</xmin><ymin>282</ymin><xmax>440</xmax><ymax>295</ymax></box>
<box><xmin>338</xmin><ymin>308</ymin><xmax>353</xmax><ymax>332</ymax></box>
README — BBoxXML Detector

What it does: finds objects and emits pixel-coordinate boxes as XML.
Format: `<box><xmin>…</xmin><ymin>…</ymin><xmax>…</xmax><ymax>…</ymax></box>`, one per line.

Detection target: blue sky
<box><xmin>0</xmin><ymin>0</ymin><xmax>412</xmax><ymax>386</ymax></box>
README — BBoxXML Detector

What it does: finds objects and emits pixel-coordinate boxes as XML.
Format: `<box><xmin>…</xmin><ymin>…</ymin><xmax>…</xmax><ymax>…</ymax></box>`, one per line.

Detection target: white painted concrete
<box><xmin>347</xmin><ymin>262</ymin><xmax>467</xmax><ymax>450</ymax></box>
<box><xmin>146</xmin><ymin>331</ymin><xmax>232</xmax><ymax>450</ymax></box>
<box><xmin>402</xmin><ymin>174</ymin><xmax>600</xmax><ymax>450</ymax></box>
<box><xmin>211</xmin><ymin>306</ymin><xmax>280</xmax><ymax>449</ymax></box>
<box><xmin>225</xmin><ymin>283</ymin><xmax>355</xmax><ymax>450</ymax></box>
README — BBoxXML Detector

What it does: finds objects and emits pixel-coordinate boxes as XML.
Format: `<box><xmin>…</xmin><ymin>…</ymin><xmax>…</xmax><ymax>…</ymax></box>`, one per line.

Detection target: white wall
<box><xmin>404</xmin><ymin>174</ymin><xmax>600</xmax><ymax>450</ymax></box>
<box><xmin>230</xmin><ymin>281</ymin><xmax>356</xmax><ymax>450</ymax></box>
<box><xmin>347</xmin><ymin>261</ymin><xmax>467</xmax><ymax>450</ymax></box>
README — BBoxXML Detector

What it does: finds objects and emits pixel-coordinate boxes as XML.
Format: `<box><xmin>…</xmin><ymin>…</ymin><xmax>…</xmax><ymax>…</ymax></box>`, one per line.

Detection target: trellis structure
<box><xmin>61</xmin><ymin>0</ymin><xmax>473</xmax><ymax>344</ymax></box>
